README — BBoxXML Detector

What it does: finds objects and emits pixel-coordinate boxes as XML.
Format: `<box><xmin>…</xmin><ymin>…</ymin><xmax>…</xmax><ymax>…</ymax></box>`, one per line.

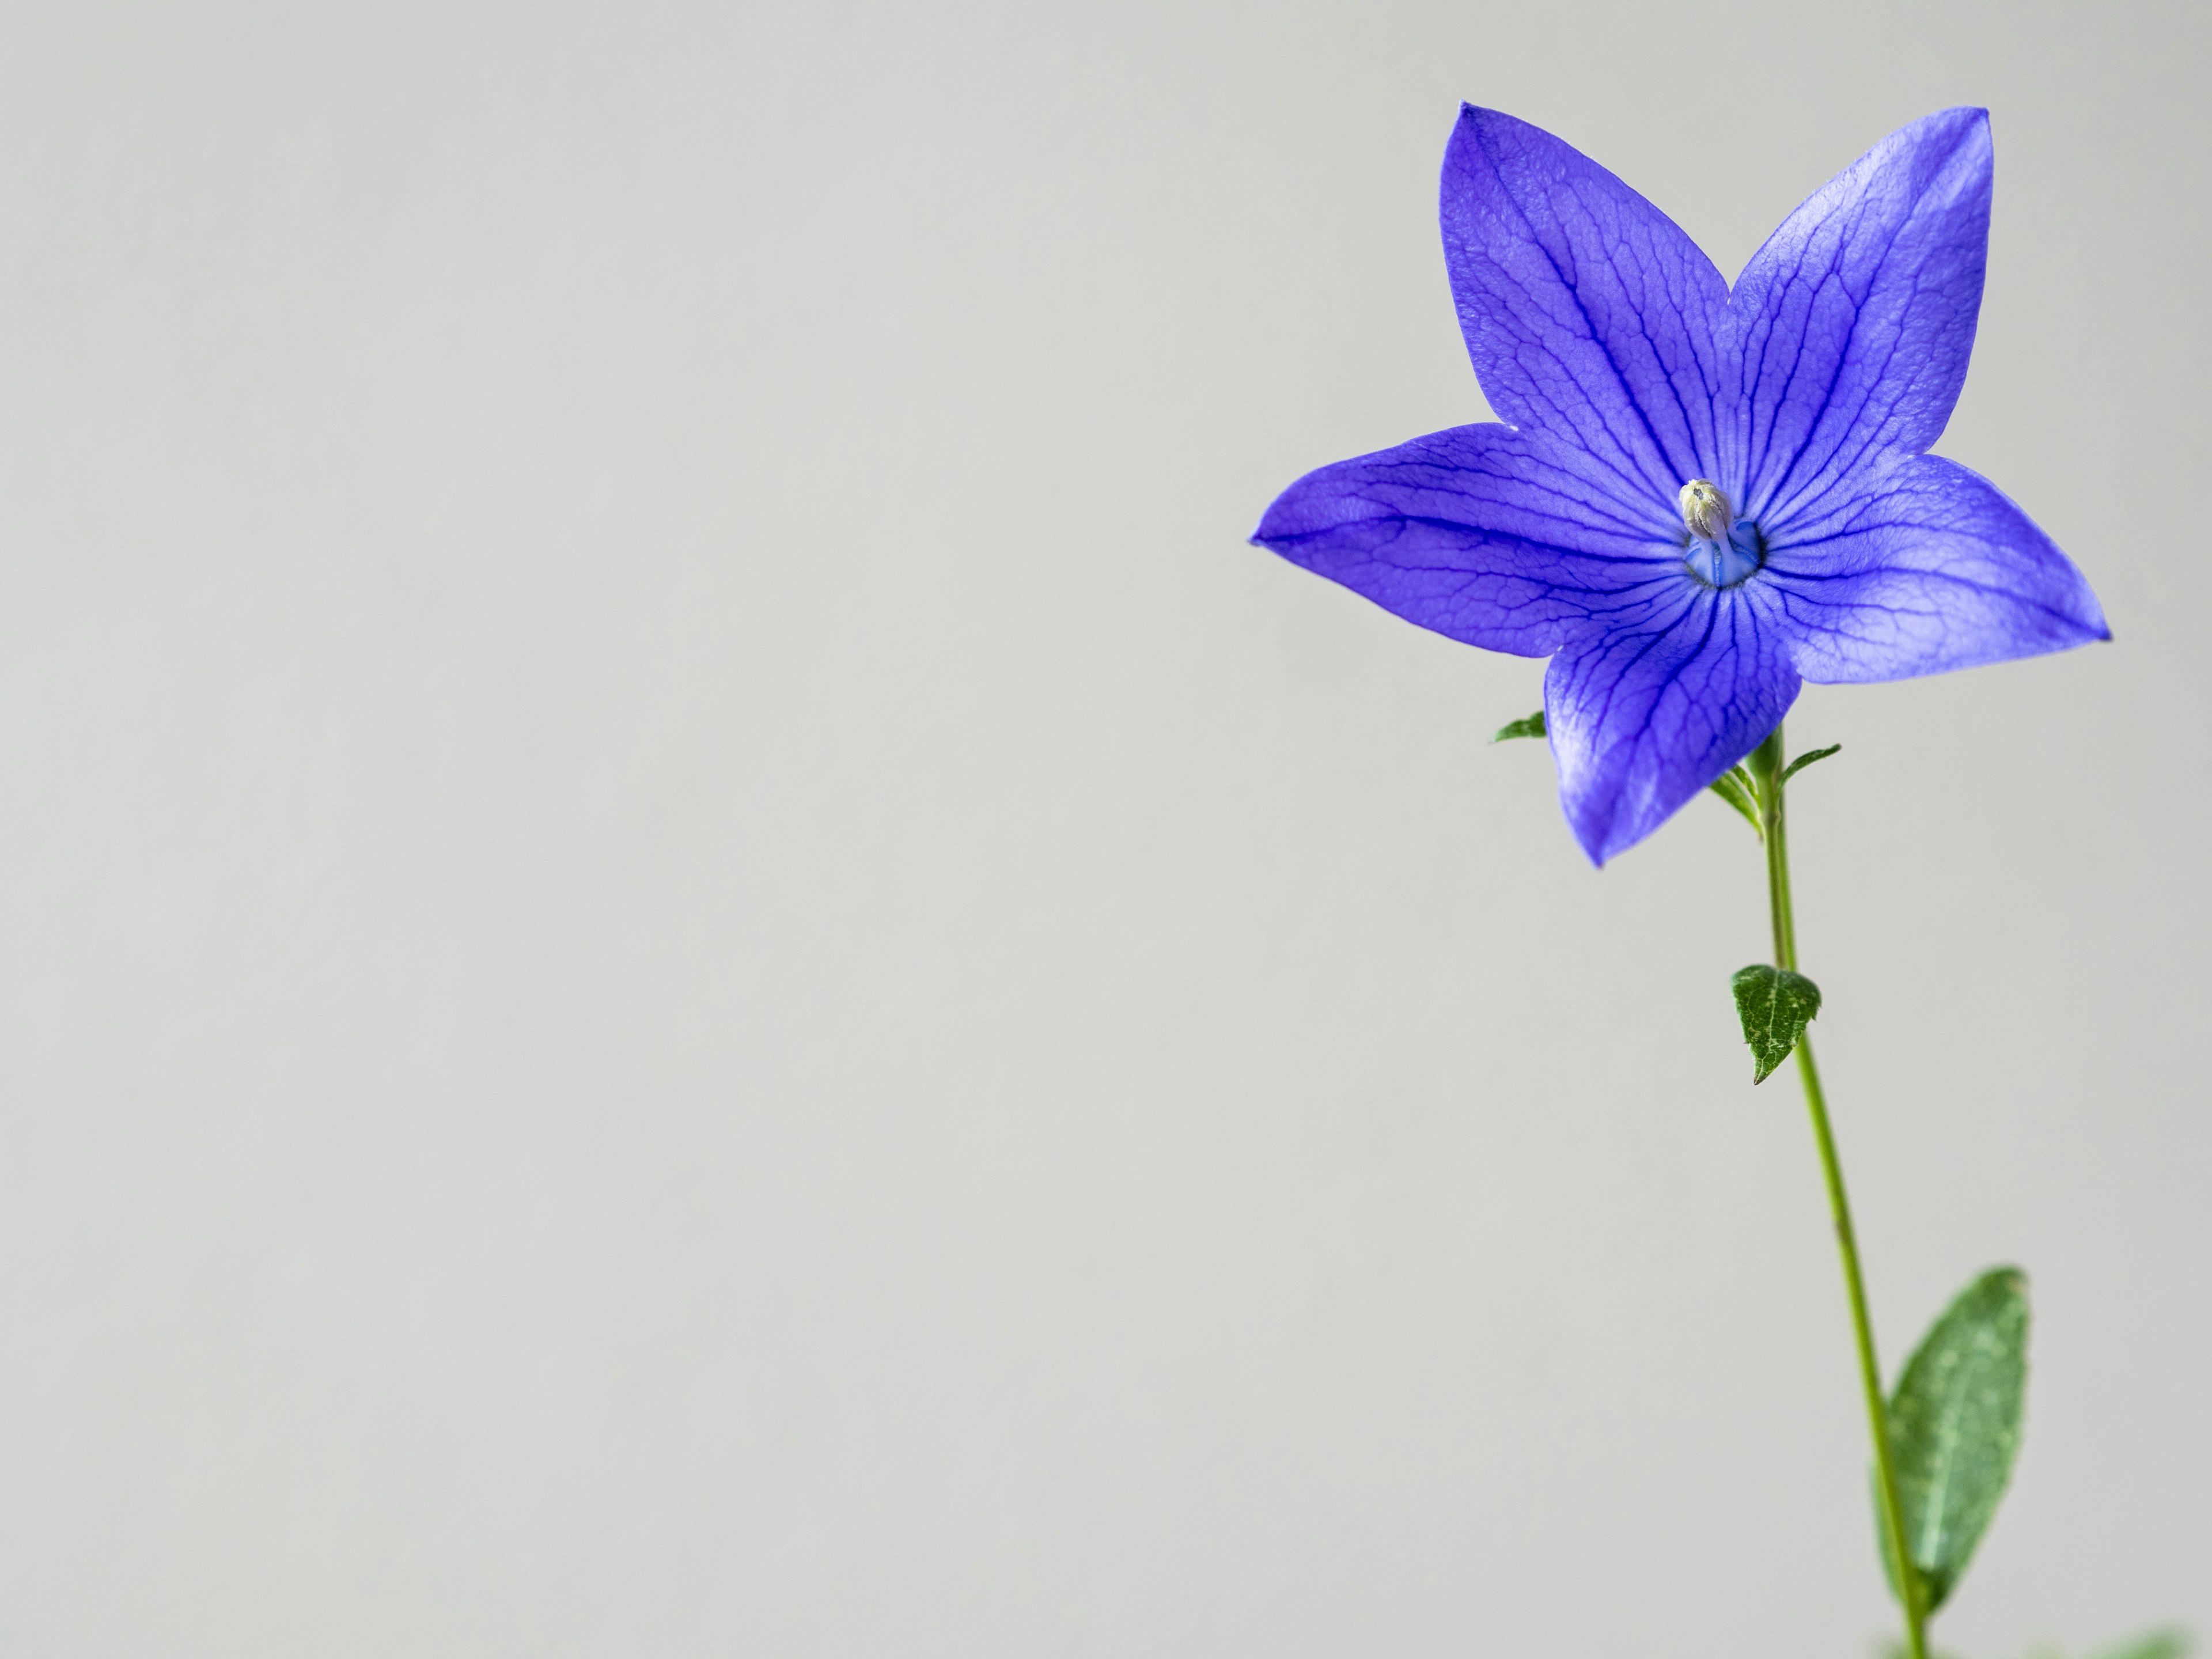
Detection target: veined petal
<box><xmin>1760</xmin><ymin>454</ymin><xmax>2108</xmax><ymax>683</ymax></box>
<box><xmin>1546</xmin><ymin>586</ymin><xmax>1801</xmax><ymax>864</ymax></box>
<box><xmin>1252</xmin><ymin>423</ymin><xmax>1686</xmax><ymax>658</ymax></box>
<box><xmin>1442</xmin><ymin>105</ymin><xmax>1730</xmax><ymax>508</ymax></box>
<box><xmin>1732</xmin><ymin>108</ymin><xmax>1993</xmax><ymax>529</ymax></box>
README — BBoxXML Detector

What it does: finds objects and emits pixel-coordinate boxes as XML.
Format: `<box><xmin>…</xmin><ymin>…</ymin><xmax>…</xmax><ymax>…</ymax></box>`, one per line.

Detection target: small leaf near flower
<box><xmin>1708</xmin><ymin>766</ymin><xmax>1763</xmax><ymax>838</ymax></box>
<box><xmin>1779</xmin><ymin>743</ymin><xmax>1842</xmax><ymax>786</ymax></box>
<box><xmin>1877</xmin><ymin>1267</ymin><xmax>2029</xmax><ymax>1614</ymax></box>
<box><xmin>1730</xmin><ymin>965</ymin><xmax>1820</xmax><ymax>1084</ymax></box>
<box><xmin>1491</xmin><ymin>711</ymin><xmax>1547</xmax><ymax>743</ymax></box>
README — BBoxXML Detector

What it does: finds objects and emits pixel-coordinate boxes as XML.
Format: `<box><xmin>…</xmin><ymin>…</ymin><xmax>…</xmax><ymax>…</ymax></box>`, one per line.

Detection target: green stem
<box><xmin>1748</xmin><ymin>725</ymin><xmax>1927</xmax><ymax>1659</ymax></box>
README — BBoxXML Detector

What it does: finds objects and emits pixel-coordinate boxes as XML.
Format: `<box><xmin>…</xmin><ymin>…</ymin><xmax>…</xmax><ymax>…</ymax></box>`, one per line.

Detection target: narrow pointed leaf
<box><xmin>1729</xmin><ymin>964</ymin><xmax>1820</xmax><ymax>1083</ymax></box>
<box><xmin>1780</xmin><ymin>742</ymin><xmax>1843</xmax><ymax>786</ymax></box>
<box><xmin>1877</xmin><ymin>1267</ymin><xmax>2030</xmax><ymax>1612</ymax></box>
<box><xmin>1491</xmin><ymin>710</ymin><xmax>1547</xmax><ymax>743</ymax></box>
<box><xmin>1708</xmin><ymin>766</ymin><xmax>1764</xmax><ymax>837</ymax></box>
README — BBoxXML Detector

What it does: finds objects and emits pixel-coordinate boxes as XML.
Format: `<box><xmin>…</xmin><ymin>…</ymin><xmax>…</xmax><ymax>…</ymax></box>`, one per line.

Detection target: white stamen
<box><xmin>1678</xmin><ymin>479</ymin><xmax>1734</xmax><ymax>543</ymax></box>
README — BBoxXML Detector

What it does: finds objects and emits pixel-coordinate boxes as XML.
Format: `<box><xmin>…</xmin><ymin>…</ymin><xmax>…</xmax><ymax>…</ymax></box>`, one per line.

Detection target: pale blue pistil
<box><xmin>1685</xmin><ymin>520</ymin><xmax>1764</xmax><ymax>588</ymax></box>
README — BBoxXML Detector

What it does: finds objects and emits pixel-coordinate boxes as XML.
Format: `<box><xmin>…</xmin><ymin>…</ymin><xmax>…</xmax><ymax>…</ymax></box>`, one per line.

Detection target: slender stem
<box><xmin>1748</xmin><ymin>724</ymin><xmax>1927</xmax><ymax>1659</ymax></box>
<box><xmin>1752</xmin><ymin>728</ymin><xmax>1796</xmax><ymax>970</ymax></box>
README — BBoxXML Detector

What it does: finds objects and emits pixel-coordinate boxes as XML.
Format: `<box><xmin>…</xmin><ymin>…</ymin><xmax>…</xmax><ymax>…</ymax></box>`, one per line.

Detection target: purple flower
<box><xmin>1253</xmin><ymin>107</ymin><xmax>2107</xmax><ymax>865</ymax></box>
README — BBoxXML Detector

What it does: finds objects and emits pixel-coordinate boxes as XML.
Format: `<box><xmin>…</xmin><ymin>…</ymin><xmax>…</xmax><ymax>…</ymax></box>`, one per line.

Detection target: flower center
<box><xmin>1677</xmin><ymin>479</ymin><xmax>1763</xmax><ymax>588</ymax></box>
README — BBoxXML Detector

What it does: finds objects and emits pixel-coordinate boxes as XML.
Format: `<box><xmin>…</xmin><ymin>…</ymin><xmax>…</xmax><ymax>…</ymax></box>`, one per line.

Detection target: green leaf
<box><xmin>1708</xmin><ymin>766</ymin><xmax>1763</xmax><ymax>838</ymax></box>
<box><xmin>2086</xmin><ymin>1630</ymin><xmax>2193</xmax><ymax>1659</ymax></box>
<box><xmin>1729</xmin><ymin>964</ymin><xmax>1821</xmax><ymax>1084</ymax></box>
<box><xmin>1888</xmin><ymin>1631</ymin><xmax>2196</xmax><ymax>1659</ymax></box>
<box><xmin>1877</xmin><ymin>1267</ymin><xmax>2031</xmax><ymax>1613</ymax></box>
<box><xmin>1491</xmin><ymin>710</ymin><xmax>1547</xmax><ymax>743</ymax></box>
<box><xmin>1779</xmin><ymin>742</ymin><xmax>1842</xmax><ymax>786</ymax></box>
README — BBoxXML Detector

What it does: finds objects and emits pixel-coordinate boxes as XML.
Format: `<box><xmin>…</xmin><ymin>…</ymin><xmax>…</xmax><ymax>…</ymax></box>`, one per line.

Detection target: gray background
<box><xmin>0</xmin><ymin>1</ymin><xmax>2202</xmax><ymax>1654</ymax></box>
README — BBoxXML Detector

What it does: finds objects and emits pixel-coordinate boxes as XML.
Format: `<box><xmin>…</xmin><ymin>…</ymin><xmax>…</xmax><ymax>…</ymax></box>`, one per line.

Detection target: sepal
<box><xmin>1708</xmin><ymin>766</ymin><xmax>1763</xmax><ymax>836</ymax></box>
<box><xmin>1491</xmin><ymin>710</ymin><xmax>1547</xmax><ymax>743</ymax></box>
<box><xmin>1781</xmin><ymin>743</ymin><xmax>1842</xmax><ymax>786</ymax></box>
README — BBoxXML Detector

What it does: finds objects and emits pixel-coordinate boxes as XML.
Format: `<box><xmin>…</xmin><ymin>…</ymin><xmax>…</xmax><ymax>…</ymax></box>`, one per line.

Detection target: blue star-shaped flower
<box><xmin>1253</xmin><ymin>107</ymin><xmax>2107</xmax><ymax>864</ymax></box>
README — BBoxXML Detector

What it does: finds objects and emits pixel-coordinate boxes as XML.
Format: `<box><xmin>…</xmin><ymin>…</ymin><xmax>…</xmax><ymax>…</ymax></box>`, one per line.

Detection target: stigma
<box><xmin>1677</xmin><ymin>479</ymin><xmax>1763</xmax><ymax>588</ymax></box>
<box><xmin>1678</xmin><ymin>480</ymin><xmax>1733</xmax><ymax>541</ymax></box>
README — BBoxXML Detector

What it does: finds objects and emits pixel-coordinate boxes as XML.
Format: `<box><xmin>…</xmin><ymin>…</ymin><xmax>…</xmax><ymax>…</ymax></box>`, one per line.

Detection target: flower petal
<box><xmin>1731</xmin><ymin>108</ymin><xmax>1993</xmax><ymax>531</ymax></box>
<box><xmin>1545</xmin><ymin>586</ymin><xmax>1801</xmax><ymax>865</ymax></box>
<box><xmin>1760</xmin><ymin>454</ymin><xmax>2108</xmax><ymax>683</ymax></box>
<box><xmin>1252</xmin><ymin>423</ymin><xmax>1685</xmax><ymax>658</ymax></box>
<box><xmin>1441</xmin><ymin>105</ymin><xmax>1730</xmax><ymax>509</ymax></box>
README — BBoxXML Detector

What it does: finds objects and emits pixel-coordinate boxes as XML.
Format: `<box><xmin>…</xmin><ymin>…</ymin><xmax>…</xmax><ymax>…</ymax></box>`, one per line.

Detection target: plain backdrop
<box><xmin>0</xmin><ymin>1</ymin><xmax>2204</xmax><ymax>1654</ymax></box>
